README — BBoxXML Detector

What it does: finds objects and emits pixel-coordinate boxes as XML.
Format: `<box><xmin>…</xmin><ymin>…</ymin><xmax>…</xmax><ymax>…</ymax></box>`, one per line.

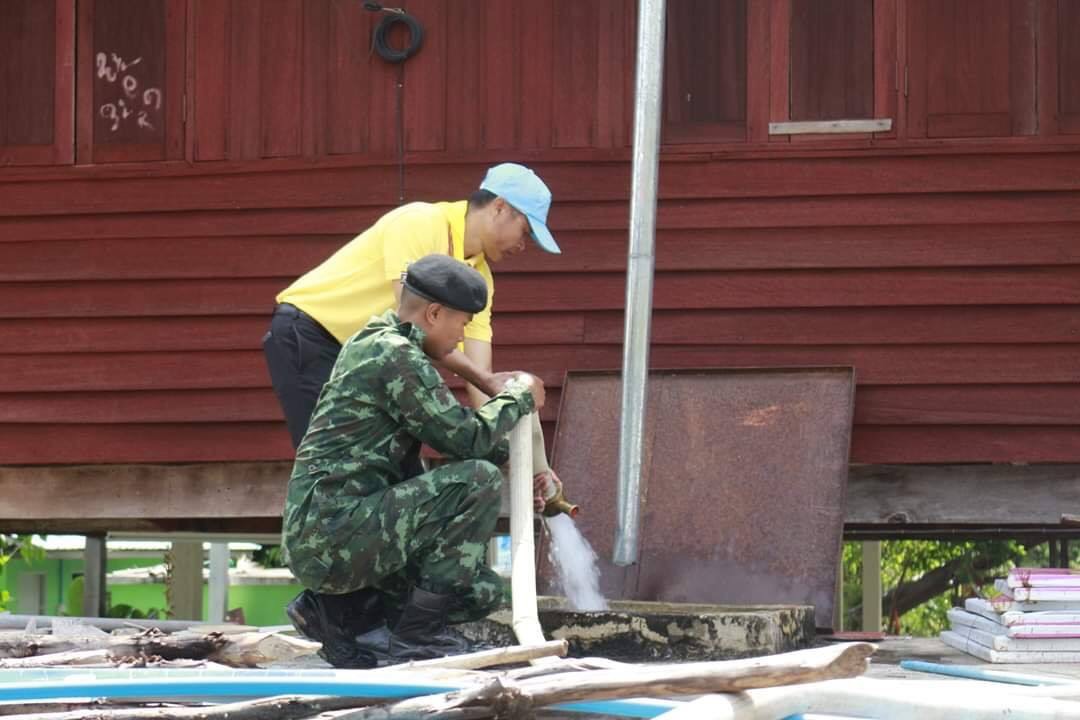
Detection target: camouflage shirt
<box><xmin>282</xmin><ymin>310</ymin><xmax>535</xmax><ymax>572</ymax></box>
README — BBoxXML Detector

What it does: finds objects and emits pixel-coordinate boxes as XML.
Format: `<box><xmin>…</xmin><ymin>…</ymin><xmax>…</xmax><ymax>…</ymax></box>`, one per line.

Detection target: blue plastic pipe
<box><xmin>562</xmin><ymin>697</ymin><xmax>683</xmax><ymax>717</ymax></box>
<box><xmin>0</xmin><ymin>676</ymin><xmax>458</xmax><ymax>702</ymax></box>
<box><xmin>0</xmin><ymin>675</ymin><xmax>683</xmax><ymax>717</ymax></box>
<box><xmin>776</xmin><ymin>661</ymin><xmax>1073</xmax><ymax>720</ymax></box>
<box><xmin>899</xmin><ymin>659</ymin><xmax>1071</xmax><ymax>686</ymax></box>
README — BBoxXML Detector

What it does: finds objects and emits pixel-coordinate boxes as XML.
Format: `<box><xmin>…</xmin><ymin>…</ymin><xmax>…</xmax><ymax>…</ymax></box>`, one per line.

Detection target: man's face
<box><xmin>422</xmin><ymin>304</ymin><xmax>473</xmax><ymax>358</ymax></box>
<box><xmin>483</xmin><ymin>200</ymin><xmax>531</xmax><ymax>263</ymax></box>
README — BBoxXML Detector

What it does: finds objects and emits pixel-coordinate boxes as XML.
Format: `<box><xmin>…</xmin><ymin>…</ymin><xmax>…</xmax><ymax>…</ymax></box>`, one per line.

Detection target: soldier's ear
<box><xmin>425</xmin><ymin>302</ymin><xmax>443</xmax><ymax>325</ymax></box>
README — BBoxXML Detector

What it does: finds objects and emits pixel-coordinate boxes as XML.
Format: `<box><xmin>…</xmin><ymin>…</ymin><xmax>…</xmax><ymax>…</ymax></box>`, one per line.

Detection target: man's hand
<box><xmin>513</xmin><ymin>373</ymin><xmax>546</xmax><ymax>410</ymax></box>
<box><xmin>533</xmin><ymin>470</ymin><xmax>562</xmax><ymax>513</ymax></box>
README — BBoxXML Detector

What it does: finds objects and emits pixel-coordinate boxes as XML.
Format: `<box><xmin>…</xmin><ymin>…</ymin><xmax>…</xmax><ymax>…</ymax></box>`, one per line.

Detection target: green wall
<box><xmin>1</xmin><ymin>556</ymin><xmax>299</xmax><ymax>626</ymax></box>
<box><xmin>1</xmin><ymin>556</ymin><xmax>159</xmax><ymax>616</ymax></box>
<box><xmin>108</xmin><ymin>582</ymin><xmax>299</xmax><ymax>627</ymax></box>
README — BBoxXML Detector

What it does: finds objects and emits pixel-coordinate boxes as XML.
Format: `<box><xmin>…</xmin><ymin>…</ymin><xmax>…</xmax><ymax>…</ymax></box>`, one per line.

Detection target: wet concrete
<box><xmin>461</xmin><ymin>596</ymin><xmax>815</xmax><ymax>662</ymax></box>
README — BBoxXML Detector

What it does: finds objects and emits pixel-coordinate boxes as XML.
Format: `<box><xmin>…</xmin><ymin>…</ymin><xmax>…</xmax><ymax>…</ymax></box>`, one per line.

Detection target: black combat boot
<box><xmin>355</xmin><ymin>586</ymin><xmax>472</xmax><ymax>665</ymax></box>
<box><xmin>286</xmin><ymin>588</ymin><xmax>384</xmax><ymax>668</ymax></box>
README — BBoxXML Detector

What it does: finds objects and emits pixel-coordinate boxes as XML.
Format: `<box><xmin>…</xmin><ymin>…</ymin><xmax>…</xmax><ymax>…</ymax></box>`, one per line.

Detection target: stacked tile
<box><xmin>942</xmin><ymin>568</ymin><xmax>1080</xmax><ymax>662</ymax></box>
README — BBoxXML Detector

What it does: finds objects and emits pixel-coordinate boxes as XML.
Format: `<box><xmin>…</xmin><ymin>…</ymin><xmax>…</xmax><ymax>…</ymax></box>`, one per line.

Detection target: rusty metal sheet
<box><xmin>539</xmin><ymin>368</ymin><xmax>855</xmax><ymax>629</ymax></box>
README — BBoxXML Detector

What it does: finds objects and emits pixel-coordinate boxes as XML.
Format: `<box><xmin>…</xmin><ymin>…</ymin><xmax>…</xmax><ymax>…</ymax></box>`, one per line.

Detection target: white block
<box><xmin>959</xmin><ymin>601</ymin><xmax>1080</xmax><ymax>637</ymax></box>
<box><xmin>942</xmin><ymin>630</ymin><xmax>1080</xmax><ymax>663</ymax></box>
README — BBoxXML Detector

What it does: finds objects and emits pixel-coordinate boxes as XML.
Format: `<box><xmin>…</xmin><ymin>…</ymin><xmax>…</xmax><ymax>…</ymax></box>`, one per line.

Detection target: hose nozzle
<box><xmin>543</xmin><ymin>485</ymin><xmax>580</xmax><ymax>519</ymax></box>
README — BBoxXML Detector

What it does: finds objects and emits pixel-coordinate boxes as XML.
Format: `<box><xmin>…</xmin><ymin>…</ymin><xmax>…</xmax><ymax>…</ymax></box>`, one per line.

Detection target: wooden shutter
<box><xmin>663</xmin><ymin>0</ymin><xmax>748</xmax><ymax>143</ymax></box>
<box><xmin>549</xmin><ymin>0</ymin><xmax>633</xmax><ymax>149</ymax></box>
<box><xmin>1057</xmin><ymin>1</ymin><xmax>1080</xmax><ymax>134</ymax></box>
<box><xmin>908</xmin><ymin>0</ymin><xmax>1037</xmax><ymax>138</ymax></box>
<box><xmin>767</xmin><ymin>0</ymin><xmax>897</xmax><ymax>141</ymax></box>
<box><xmin>790</xmin><ymin>0</ymin><xmax>874</xmax><ymax>121</ymax></box>
<box><xmin>77</xmin><ymin>0</ymin><xmax>184</xmax><ymax>163</ymax></box>
<box><xmin>0</xmin><ymin>1</ymin><xmax>74</xmax><ymax>166</ymax></box>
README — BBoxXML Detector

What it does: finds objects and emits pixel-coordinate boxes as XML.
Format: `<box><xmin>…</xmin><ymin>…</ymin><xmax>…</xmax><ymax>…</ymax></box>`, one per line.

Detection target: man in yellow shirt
<box><xmin>263</xmin><ymin>163</ymin><xmax>560</xmax><ymax>449</ymax></box>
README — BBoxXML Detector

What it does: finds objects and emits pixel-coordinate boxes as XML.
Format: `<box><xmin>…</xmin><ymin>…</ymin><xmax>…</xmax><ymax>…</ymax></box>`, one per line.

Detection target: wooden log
<box><xmin>652</xmin><ymin>677</ymin><xmax>1080</xmax><ymax>720</ymax></box>
<box><xmin>0</xmin><ymin>704</ymin><xmax>156</xmax><ymax>718</ymax></box>
<box><xmin>342</xmin><ymin>643</ymin><xmax>875</xmax><ymax>718</ymax></box>
<box><xmin>0</xmin><ymin>650</ymin><xmax>113</xmax><ymax>667</ymax></box>
<box><xmin>518</xmin><ymin>642</ymin><xmax>874</xmax><ymax>705</ymax></box>
<box><xmin>0</xmin><ymin>644</ymin><xmax>875</xmax><ymax>720</ymax></box>
<box><xmin>344</xmin><ymin>642</ymin><xmax>574</xmax><ymax>689</ymax></box>
<box><xmin>0</xmin><ymin>629</ymin><xmax>319</xmax><ymax>668</ymax></box>
<box><xmin>0</xmin><ymin>614</ymin><xmax>258</xmax><ymax>634</ymax></box>
<box><xmin>337</xmin><ymin>677</ymin><xmax>515</xmax><ymax>719</ymax></box>
<box><xmin>319</xmin><ymin>708</ymin><xmax>490</xmax><ymax>720</ymax></box>
<box><xmin>0</xmin><ymin>695</ymin><xmax>378</xmax><ymax>720</ymax></box>
<box><xmin>198</xmin><ymin>631</ymin><xmax>320</xmax><ymax>668</ymax></box>
<box><xmin>111</xmin><ymin>658</ymin><xmax>234</xmax><ymax>671</ymax></box>
<box><xmin>0</xmin><ymin>650</ymin><xmax>228</xmax><ymax>669</ymax></box>
<box><xmin>504</xmin><ymin>656</ymin><xmax>629</xmax><ymax>681</ymax></box>
<box><xmin>375</xmin><ymin>640</ymin><xmax>568</xmax><ymax>673</ymax></box>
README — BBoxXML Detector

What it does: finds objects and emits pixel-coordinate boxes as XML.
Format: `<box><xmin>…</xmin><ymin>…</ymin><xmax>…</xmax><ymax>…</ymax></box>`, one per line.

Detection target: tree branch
<box><xmin>849</xmin><ymin>552</ymin><xmax>1004</xmax><ymax>623</ymax></box>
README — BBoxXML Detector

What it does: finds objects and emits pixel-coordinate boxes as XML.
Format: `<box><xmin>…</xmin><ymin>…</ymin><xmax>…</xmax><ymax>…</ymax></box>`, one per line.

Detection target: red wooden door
<box><xmin>908</xmin><ymin>0</ymin><xmax>1037</xmax><ymax>138</ymax></box>
<box><xmin>0</xmin><ymin>0</ymin><xmax>75</xmax><ymax>166</ymax></box>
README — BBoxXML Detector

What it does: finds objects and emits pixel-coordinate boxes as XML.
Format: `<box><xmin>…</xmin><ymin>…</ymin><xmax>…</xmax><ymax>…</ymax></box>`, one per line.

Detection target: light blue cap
<box><xmin>479</xmin><ymin>163</ymin><xmax>560</xmax><ymax>254</ymax></box>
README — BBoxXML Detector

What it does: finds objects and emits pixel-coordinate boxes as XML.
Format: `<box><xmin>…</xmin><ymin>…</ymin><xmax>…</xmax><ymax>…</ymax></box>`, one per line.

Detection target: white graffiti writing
<box><xmin>95</xmin><ymin>51</ymin><xmax>160</xmax><ymax>134</ymax></box>
<box><xmin>143</xmin><ymin>88</ymin><xmax>162</xmax><ymax>110</ymax></box>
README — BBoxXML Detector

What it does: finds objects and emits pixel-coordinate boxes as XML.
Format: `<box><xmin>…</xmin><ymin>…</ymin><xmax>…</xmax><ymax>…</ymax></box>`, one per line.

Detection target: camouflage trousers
<box><xmin>312</xmin><ymin>458</ymin><xmax>504</xmax><ymax>624</ymax></box>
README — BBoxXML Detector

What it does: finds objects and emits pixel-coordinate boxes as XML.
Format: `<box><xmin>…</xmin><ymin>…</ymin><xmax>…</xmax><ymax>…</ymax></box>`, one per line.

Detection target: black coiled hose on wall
<box><xmin>364</xmin><ymin>2</ymin><xmax>424</xmax><ymax>64</ymax></box>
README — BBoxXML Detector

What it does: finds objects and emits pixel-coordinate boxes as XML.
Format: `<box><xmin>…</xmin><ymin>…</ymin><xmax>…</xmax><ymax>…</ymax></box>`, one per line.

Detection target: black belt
<box><xmin>274</xmin><ymin>303</ymin><xmax>340</xmax><ymax>345</ymax></box>
<box><xmin>275</xmin><ymin>303</ymin><xmax>308</xmax><ymax>319</ymax></box>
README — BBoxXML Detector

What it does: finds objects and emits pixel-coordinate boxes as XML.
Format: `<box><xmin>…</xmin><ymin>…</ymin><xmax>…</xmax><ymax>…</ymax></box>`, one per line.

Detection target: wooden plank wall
<box><xmin>1</xmin><ymin>0</ymin><xmax>1079</xmax><ymax>469</ymax></box>
<box><xmin>4</xmin><ymin>151</ymin><xmax>1079</xmax><ymax>466</ymax></box>
<box><xmin>188</xmin><ymin>0</ymin><xmax>633</xmax><ymax>160</ymax></box>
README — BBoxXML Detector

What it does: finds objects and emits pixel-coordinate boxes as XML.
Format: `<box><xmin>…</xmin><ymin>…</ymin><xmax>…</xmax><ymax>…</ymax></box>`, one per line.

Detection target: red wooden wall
<box><xmin>2</xmin><ymin>0</ymin><xmax>1079</xmax><ymax>468</ymax></box>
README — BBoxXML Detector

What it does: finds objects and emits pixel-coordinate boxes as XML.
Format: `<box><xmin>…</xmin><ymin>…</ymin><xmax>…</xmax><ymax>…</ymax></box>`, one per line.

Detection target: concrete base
<box><xmin>462</xmin><ymin>597</ymin><xmax>815</xmax><ymax>662</ymax></box>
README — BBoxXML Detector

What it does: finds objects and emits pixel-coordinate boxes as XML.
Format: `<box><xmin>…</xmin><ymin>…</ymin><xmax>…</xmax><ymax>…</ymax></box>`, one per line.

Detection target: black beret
<box><xmin>402</xmin><ymin>254</ymin><xmax>488</xmax><ymax>314</ymax></box>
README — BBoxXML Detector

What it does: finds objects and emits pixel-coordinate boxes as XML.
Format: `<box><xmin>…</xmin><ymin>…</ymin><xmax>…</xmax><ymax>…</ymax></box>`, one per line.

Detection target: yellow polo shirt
<box><xmin>276</xmin><ymin>201</ymin><xmax>494</xmax><ymax>344</ymax></box>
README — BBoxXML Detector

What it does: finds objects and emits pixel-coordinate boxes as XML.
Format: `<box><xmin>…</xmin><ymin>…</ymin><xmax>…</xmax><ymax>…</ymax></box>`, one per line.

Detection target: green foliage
<box><xmin>65</xmin><ymin>575</ymin><xmax>85</xmax><ymax>616</ymax></box>
<box><xmin>842</xmin><ymin>539</ymin><xmax>1028</xmax><ymax>636</ymax></box>
<box><xmin>0</xmin><ymin>534</ymin><xmax>43</xmax><ymax>563</ymax></box>
<box><xmin>252</xmin><ymin>544</ymin><xmax>287</xmax><ymax>568</ymax></box>
<box><xmin>106</xmin><ymin>603</ymin><xmax>162</xmax><ymax>620</ymax></box>
<box><xmin>0</xmin><ymin>554</ymin><xmax>8</xmax><ymax>613</ymax></box>
<box><xmin>17</xmin><ymin>540</ymin><xmax>46</xmax><ymax>565</ymax></box>
<box><xmin>0</xmin><ymin>535</ymin><xmax>41</xmax><ymax>612</ymax></box>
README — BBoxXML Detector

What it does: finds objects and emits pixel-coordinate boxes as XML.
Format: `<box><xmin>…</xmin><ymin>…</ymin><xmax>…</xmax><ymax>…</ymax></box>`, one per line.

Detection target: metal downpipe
<box><xmin>615</xmin><ymin>0</ymin><xmax>665</xmax><ymax>567</ymax></box>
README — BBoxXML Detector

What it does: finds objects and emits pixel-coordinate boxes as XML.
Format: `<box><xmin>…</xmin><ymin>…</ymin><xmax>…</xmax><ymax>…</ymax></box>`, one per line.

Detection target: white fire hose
<box><xmin>508</xmin><ymin>412</ymin><xmax>548</xmax><ymax>649</ymax></box>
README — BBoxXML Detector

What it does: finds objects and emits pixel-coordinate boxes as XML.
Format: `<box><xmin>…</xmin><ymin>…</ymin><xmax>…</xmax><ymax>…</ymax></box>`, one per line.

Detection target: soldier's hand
<box><xmin>486</xmin><ymin>371</ymin><xmax>517</xmax><ymax>396</ymax></box>
<box><xmin>533</xmin><ymin>475</ymin><xmax>546</xmax><ymax>513</ymax></box>
<box><xmin>514</xmin><ymin>373</ymin><xmax>546</xmax><ymax>410</ymax></box>
<box><xmin>533</xmin><ymin>470</ymin><xmax>561</xmax><ymax>513</ymax></box>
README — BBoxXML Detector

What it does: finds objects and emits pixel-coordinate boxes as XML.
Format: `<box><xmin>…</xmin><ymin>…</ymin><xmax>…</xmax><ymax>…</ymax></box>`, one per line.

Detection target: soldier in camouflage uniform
<box><xmin>282</xmin><ymin>254</ymin><xmax>545</xmax><ymax>668</ymax></box>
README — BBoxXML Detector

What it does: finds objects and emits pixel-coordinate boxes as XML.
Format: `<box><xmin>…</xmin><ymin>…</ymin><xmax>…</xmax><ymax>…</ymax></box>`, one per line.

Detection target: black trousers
<box><xmin>262</xmin><ymin>304</ymin><xmax>342</xmax><ymax>449</ymax></box>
